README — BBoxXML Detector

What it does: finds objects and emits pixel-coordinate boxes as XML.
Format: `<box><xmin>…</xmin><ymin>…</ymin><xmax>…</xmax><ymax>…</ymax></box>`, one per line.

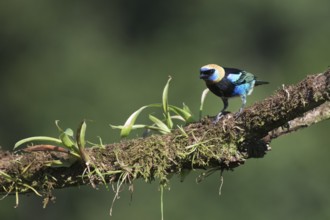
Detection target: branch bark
<box><xmin>0</xmin><ymin>69</ymin><xmax>329</xmax><ymax>200</ymax></box>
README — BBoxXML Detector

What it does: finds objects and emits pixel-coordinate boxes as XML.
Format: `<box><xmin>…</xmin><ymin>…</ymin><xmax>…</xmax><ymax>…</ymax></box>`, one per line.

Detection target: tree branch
<box><xmin>0</xmin><ymin>69</ymin><xmax>329</xmax><ymax>200</ymax></box>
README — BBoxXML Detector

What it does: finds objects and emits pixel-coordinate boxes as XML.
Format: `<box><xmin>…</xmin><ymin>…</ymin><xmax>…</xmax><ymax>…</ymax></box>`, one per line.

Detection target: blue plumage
<box><xmin>233</xmin><ymin>82</ymin><xmax>255</xmax><ymax>96</ymax></box>
<box><xmin>199</xmin><ymin>64</ymin><xmax>268</xmax><ymax>122</ymax></box>
<box><xmin>226</xmin><ymin>73</ymin><xmax>242</xmax><ymax>83</ymax></box>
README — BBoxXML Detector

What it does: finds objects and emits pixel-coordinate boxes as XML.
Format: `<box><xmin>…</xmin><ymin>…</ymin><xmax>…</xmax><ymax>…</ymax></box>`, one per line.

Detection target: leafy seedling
<box><xmin>111</xmin><ymin>76</ymin><xmax>195</xmax><ymax>137</ymax></box>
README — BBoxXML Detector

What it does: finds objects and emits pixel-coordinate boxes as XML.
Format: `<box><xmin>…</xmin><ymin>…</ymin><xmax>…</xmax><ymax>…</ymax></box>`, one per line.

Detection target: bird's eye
<box><xmin>202</xmin><ymin>69</ymin><xmax>215</xmax><ymax>75</ymax></box>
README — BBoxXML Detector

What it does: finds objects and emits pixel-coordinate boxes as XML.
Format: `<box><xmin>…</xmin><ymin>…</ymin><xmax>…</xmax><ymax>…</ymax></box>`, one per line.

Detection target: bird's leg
<box><xmin>235</xmin><ymin>94</ymin><xmax>247</xmax><ymax>117</ymax></box>
<box><xmin>214</xmin><ymin>97</ymin><xmax>228</xmax><ymax>123</ymax></box>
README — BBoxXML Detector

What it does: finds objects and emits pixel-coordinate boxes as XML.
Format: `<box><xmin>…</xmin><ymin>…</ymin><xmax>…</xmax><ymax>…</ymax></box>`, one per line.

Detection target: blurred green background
<box><xmin>1</xmin><ymin>0</ymin><xmax>330</xmax><ymax>219</ymax></box>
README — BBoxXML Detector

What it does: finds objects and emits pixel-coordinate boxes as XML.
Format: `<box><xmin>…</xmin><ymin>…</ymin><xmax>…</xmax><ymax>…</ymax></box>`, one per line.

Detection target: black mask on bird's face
<box><xmin>200</xmin><ymin>64</ymin><xmax>225</xmax><ymax>83</ymax></box>
<box><xmin>200</xmin><ymin>68</ymin><xmax>215</xmax><ymax>80</ymax></box>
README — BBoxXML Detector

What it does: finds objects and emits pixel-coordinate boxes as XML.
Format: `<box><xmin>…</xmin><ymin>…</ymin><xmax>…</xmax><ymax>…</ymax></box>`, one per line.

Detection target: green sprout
<box><xmin>14</xmin><ymin>121</ymin><xmax>108</xmax><ymax>187</ymax></box>
<box><xmin>111</xmin><ymin>76</ymin><xmax>195</xmax><ymax>137</ymax></box>
<box><xmin>13</xmin><ymin>120</ymin><xmax>91</xmax><ymax>165</ymax></box>
<box><xmin>199</xmin><ymin>88</ymin><xmax>209</xmax><ymax>120</ymax></box>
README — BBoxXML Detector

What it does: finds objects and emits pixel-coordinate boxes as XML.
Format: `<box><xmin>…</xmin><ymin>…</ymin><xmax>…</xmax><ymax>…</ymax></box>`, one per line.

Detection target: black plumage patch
<box><xmin>207</xmin><ymin>78</ymin><xmax>236</xmax><ymax>98</ymax></box>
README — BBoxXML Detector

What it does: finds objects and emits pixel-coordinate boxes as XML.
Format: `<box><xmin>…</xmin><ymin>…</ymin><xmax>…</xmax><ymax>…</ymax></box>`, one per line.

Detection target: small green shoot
<box><xmin>77</xmin><ymin>120</ymin><xmax>87</xmax><ymax>150</ymax></box>
<box><xmin>111</xmin><ymin>77</ymin><xmax>196</xmax><ymax>137</ymax></box>
<box><xmin>199</xmin><ymin>88</ymin><xmax>209</xmax><ymax>120</ymax></box>
<box><xmin>169</xmin><ymin>104</ymin><xmax>194</xmax><ymax>123</ymax></box>
<box><xmin>59</xmin><ymin>129</ymin><xmax>76</xmax><ymax>149</ymax></box>
<box><xmin>162</xmin><ymin>76</ymin><xmax>173</xmax><ymax>129</ymax></box>
<box><xmin>117</xmin><ymin>106</ymin><xmax>149</xmax><ymax>137</ymax></box>
<box><xmin>149</xmin><ymin>114</ymin><xmax>171</xmax><ymax>134</ymax></box>
<box><xmin>176</xmin><ymin>125</ymin><xmax>188</xmax><ymax>137</ymax></box>
<box><xmin>14</xmin><ymin>137</ymin><xmax>62</xmax><ymax>150</ymax></box>
<box><xmin>88</xmin><ymin>136</ymin><xmax>106</xmax><ymax>149</ymax></box>
<box><xmin>13</xmin><ymin>121</ymin><xmax>96</xmax><ymax>163</ymax></box>
<box><xmin>77</xmin><ymin>120</ymin><xmax>90</xmax><ymax>164</ymax></box>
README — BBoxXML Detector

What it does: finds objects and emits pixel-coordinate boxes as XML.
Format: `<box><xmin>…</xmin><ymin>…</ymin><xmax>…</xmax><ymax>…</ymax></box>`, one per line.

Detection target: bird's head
<box><xmin>200</xmin><ymin>64</ymin><xmax>225</xmax><ymax>83</ymax></box>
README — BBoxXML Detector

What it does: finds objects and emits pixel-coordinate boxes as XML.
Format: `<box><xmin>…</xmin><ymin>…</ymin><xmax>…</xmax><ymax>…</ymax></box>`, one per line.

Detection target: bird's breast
<box><xmin>206</xmin><ymin>79</ymin><xmax>236</xmax><ymax>98</ymax></box>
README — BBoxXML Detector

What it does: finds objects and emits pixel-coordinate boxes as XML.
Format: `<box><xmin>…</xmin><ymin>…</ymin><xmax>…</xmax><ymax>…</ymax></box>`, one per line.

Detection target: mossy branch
<box><xmin>0</xmin><ymin>69</ymin><xmax>329</xmax><ymax>199</ymax></box>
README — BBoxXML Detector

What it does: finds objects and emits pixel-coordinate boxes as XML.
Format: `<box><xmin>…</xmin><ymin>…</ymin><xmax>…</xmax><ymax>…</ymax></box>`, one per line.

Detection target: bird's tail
<box><xmin>255</xmin><ymin>80</ymin><xmax>269</xmax><ymax>86</ymax></box>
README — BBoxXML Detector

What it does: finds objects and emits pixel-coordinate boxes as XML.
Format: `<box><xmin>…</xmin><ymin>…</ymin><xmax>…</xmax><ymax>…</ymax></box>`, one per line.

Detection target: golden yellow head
<box><xmin>200</xmin><ymin>64</ymin><xmax>225</xmax><ymax>83</ymax></box>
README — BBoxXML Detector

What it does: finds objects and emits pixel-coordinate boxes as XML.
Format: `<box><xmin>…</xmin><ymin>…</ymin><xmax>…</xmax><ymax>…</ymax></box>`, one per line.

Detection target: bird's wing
<box><xmin>224</xmin><ymin>68</ymin><xmax>243</xmax><ymax>83</ymax></box>
<box><xmin>225</xmin><ymin>68</ymin><xmax>255</xmax><ymax>85</ymax></box>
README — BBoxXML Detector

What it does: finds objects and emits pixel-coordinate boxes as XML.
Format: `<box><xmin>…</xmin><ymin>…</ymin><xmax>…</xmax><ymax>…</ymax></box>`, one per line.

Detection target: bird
<box><xmin>199</xmin><ymin>64</ymin><xmax>269</xmax><ymax>123</ymax></box>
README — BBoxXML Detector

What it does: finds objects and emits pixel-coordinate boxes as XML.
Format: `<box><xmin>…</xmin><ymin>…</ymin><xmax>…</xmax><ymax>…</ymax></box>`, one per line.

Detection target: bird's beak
<box><xmin>200</xmin><ymin>73</ymin><xmax>208</xmax><ymax>79</ymax></box>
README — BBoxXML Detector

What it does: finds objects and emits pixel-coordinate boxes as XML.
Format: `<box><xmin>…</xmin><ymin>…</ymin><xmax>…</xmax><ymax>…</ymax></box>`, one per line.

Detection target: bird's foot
<box><xmin>234</xmin><ymin>112</ymin><xmax>241</xmax><ymax>118</ymax></box>
<box><xmin>213</xmin><ymin>114</ymin><xmax>223</xmax><ymax>124</ymax></box>
<box><xmin>234</xmin><ymin>108</ymin><xmax>244</xmax><ymax>118</ymax></box>
<box><xmin>213</xmin><ymin>111</ymin><xmax>230</xmax><ymax>124</ymax></box>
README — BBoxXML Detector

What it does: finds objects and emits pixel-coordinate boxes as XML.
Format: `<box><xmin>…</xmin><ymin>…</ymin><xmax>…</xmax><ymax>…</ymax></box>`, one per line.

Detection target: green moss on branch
<box><xmin>0</xmin><ymin>69</ymin><xmax>329</xmax><ymax>201</ymax></box>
